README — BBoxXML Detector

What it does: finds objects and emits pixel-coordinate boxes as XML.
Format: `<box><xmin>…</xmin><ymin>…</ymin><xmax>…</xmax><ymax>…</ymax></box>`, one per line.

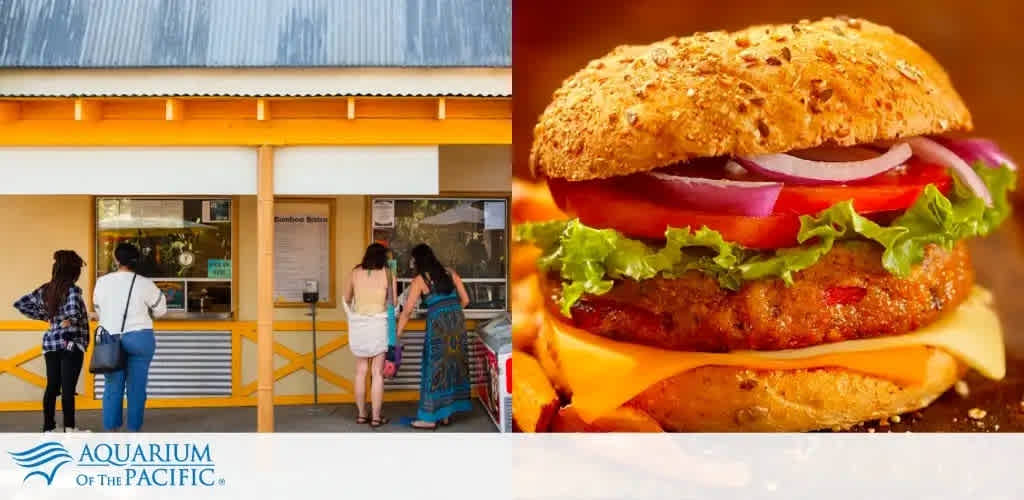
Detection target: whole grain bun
<box><xmin>627</xmin><ymin>349</ymin><xmax>963</xmax><ymax>432</ymax></box>
<box><xmin>531</xmin><ymin>17</ymin><xmax>972</xmax><ymax>181</ymax></box>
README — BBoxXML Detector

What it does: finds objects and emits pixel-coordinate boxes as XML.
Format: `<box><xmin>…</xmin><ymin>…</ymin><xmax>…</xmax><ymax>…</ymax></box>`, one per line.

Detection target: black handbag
<box><xmin>89</xmin><ymin>273</ymin><xmax>136</xmax><ymax>374</ymax></box>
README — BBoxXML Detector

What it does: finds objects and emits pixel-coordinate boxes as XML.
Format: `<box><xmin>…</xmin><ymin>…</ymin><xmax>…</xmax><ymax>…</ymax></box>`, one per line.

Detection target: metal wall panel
<box><xmin>383</xmin><ymin>331</ymin><xmax>487</xmax><ymax>391</ymax></box>
<box><xmin>94</xmin><ymin>331</ymin><xmax>233</xmax><ymax>399</ymax></box>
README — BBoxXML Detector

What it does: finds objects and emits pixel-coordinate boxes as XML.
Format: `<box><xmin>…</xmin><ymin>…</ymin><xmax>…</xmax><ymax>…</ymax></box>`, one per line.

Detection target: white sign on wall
<box><xmin>273</xmin><ymin>214</ymin><xmax>330</xmax><ymax>304</ymax></box>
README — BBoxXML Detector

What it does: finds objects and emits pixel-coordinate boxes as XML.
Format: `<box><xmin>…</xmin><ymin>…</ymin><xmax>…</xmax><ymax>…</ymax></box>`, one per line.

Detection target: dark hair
<box><xmin>43</xmin><ymin>250</ymin><xmax>83</xmax><ymax>319</ymax></box>
<box><xmin>114</xmin><ymin>243</ymin><xmax>141</xmax><ymax>271</ymax></box>
<box><xmin>358</xmin><ymin>243</ymin><xmax>389</xmax><ymax>270</ymax></box>
<box><xmin>411</xmin><ymin>244</ymin><xmax>454</xmax><ymax>295</ymax></box>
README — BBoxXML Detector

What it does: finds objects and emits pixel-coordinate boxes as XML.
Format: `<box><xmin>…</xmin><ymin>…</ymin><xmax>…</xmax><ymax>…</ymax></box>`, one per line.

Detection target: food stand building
<box><xmin>0</xmin><ymin>0</ymin><xmax>511</xmax><ymax>431</ymax></box>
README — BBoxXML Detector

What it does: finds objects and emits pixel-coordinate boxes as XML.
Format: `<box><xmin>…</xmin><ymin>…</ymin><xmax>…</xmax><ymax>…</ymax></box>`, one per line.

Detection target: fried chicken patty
<box><xmin>545</xmin><ymin>241</ymin><xmax>974</xmax><ymax>352</ymax></box>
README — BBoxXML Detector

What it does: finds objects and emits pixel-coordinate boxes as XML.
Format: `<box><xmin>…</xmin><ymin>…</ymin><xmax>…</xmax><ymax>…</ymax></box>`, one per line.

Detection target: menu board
<box><xmin>273</xmin><ymin>210</ymin><xmax>331</xmax><ymax>304</ymax></box>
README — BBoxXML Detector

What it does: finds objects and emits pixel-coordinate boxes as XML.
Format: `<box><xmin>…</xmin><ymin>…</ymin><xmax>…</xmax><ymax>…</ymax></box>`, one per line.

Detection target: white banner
<box><xmin>0</xmin><ymin>434</ymin><xmax>1019</xmax><ymax>499</ymax></box>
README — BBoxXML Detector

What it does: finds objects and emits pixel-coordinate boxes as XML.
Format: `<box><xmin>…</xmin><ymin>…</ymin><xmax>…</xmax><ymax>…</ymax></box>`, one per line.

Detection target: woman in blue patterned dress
<box><xmin>396</xmin><ymin>244</ymin><xmax>472</xmax><ymax>430</ymax></box>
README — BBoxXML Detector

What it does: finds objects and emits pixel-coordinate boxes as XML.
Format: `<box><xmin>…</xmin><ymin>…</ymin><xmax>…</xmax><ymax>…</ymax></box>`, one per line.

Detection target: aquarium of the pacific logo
<box><xmin>7</xmin><ymin>441</ymin><xmax>224</xmax><ymax>488</ymax></box>
<box><xmin>8</xmin><ymin>442</ymin><xmax>72</xmax><ymax>485</ymax></box>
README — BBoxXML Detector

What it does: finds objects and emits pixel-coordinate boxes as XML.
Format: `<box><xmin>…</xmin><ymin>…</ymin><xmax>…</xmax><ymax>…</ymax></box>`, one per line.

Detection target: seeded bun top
<box><xmin>530</xmin><ymin>17</ymin><xmax>972</xmax><ymax>181</ymax></box>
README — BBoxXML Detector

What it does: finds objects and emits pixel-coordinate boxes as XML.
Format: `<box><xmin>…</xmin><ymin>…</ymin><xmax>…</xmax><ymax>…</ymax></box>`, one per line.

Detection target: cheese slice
<box><xmin>548</xmin><ymin>286</ymin><xmax>1005</xmax><ymax>423</ymax></box>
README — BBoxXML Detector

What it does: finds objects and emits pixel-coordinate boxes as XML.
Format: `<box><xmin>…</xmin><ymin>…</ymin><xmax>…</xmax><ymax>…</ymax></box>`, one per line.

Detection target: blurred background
<box><xmin>514</xmin><ymin>0</ymin><xmax>1024</xmax><ymax>179</ymax></box>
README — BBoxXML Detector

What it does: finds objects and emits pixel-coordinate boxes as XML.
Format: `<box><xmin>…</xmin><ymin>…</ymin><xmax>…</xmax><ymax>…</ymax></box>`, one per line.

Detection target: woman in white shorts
<box><xmin>344</xmin><ymin>243</ymin><xmax>395</xmax><ymax>427</ymax></box>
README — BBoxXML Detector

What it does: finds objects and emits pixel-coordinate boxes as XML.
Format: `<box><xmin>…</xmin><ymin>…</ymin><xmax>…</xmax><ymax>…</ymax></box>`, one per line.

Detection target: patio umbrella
<box><xmin>98</xmin><ymin>215</ymin><xmax>215</xmax><ymax>232</ymax></box>
<box><xmin>419</xmin><ymin>204</ymin><xmax>483</xmax><ymax>226</ymax></box>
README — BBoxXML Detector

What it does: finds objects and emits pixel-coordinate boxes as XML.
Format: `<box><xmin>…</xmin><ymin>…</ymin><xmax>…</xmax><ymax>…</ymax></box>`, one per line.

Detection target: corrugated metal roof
<box><xmin>0</xmin><ymin>0</ymin><xmax>511</xmax><ymax>68</ymax></box>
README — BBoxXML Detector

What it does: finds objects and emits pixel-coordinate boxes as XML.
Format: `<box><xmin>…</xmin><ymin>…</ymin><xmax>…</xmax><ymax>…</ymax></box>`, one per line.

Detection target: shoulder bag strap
<box><xmin>385</xmin><ymin>268</ymin><xmax>395</xmax><ymax>306</ymax></box>
<box><xmin>120</xmin><ymin>274</ymin><xmax>137</xmax><ymax>334</ymax></box>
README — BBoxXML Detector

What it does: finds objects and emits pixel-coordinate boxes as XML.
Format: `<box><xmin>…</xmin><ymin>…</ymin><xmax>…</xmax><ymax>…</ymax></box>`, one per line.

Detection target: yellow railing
<box><xmin>0</xmin><ymin>318</ymin><xmax>459</xmax><ymax>412</ymax></box>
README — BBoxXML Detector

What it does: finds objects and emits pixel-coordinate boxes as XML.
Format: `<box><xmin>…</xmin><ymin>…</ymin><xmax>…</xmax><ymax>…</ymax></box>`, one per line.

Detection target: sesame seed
<box><xmin>650</xmin><ymin>48</ymin><xmax>669</xmax><ymax>67</ymax></box>
<box><xmin>954</xmin><ymin>380</ymin><xmax>969</xmax><ymax>397</ymax></box>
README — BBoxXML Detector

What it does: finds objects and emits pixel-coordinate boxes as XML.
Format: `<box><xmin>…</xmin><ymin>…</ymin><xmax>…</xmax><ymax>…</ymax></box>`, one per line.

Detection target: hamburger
<box><xmin>515</xmin><ymin>17</ymin><xmax>1017</xmax><ymax>431</ymax></box>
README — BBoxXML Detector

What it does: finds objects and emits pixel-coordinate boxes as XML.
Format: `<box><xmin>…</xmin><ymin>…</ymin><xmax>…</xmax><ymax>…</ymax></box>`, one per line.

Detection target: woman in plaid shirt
<box><xmin>13</xmin><ymin>250</ymin><xmax>89</xmax><ymax>432</ymax></box>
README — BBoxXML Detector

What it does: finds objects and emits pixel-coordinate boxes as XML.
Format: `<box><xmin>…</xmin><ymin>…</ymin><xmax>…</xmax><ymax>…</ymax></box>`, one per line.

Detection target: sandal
<box><xmin>409</xmin><ymin>420</ymin><xmax>437</xmax><ymax>430</ymax></box>
<box><xmin>370</xmin><ymin>416</ymin><xmax>391</xmax><ymax>428</ymax></box>
<box><xmin>356</xmin><ymin>415</ymin><xmax>370</xmax><ymax>425</ymax></box>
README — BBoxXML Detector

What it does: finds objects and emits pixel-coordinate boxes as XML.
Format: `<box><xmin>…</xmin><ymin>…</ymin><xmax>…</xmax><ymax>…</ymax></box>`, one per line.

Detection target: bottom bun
<box><xmin>626</xmin><ymin>349</ymin><xmax>964</xmax><ymax>432</ymax></box>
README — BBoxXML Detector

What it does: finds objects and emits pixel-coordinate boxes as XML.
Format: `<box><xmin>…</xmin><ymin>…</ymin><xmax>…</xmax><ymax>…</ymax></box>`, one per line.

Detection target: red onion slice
<box><xmin>736</xmin><ymin>143</ymin><xmax>912</xmax><ymax>185</ymax></box>
<box><xmin>939</xmin><ymin>138</ymin><xmax>1017</xmax><ymax>171</ymax></box>
<box><xmin>638</xmin><ymin>170</ymin><xmax>782</xmax><ymax>216</ymax></box>
<box><xmin>907</xmin><ymin>137</ymin><xmax>992</xmax><ymax>206</ymax></box>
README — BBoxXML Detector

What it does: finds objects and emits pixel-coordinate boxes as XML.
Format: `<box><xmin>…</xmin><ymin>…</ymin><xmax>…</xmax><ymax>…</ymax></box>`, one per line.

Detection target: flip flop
<box><xmin>356</xmin><ymin>415</ymin><xmax>370</xmax><ymax>425</ymax></box>
<box><xmin>370</xmin><ymin>416</ymin><xmax>391</xmax><ymax>428</ymax></box>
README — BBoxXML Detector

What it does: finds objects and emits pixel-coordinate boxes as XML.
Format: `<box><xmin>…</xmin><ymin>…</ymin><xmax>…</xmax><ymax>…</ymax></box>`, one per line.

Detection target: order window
<box><xmin>95</xmin><ymin>197</ymin><xmax>234</xmax><ymax>318</ymax></box>
<box><xmin>370</xmin><ymin>197</ymin><xmax>508</xmax><ymax>317</ymax></box>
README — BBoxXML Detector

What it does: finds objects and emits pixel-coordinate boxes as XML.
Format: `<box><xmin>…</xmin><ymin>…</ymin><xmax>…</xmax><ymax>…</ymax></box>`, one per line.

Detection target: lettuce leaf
<box><xmin>516</xmin><ymin>164</ymin><xmax>1016</xmax><ymax>315</ymax></box>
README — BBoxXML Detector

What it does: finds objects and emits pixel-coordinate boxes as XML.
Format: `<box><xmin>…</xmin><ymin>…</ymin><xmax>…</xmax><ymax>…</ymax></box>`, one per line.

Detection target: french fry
<box><xmin>511</xmin><ymin>242</ymin><xmax>542</xmax><ymax>282</ymax></box>
<box><xmin>512</xmin><ymin>310</ymin><xmax>541</xmax><ymax>354</ymax></box>
<box><xmin>551</xmin><ymin>405</ymin><xmax>663</xmax><ymax>433</ymax></box>
<box><xmin>511</xmin><ymin>352</ymin><xmax>560</xmax><ymax>433</ymax></box>
<box><xmin>511</xmin><ymin>274</ymin><xmax>542</xmax><ymax>353</ymax></box>
<box><xmin>532</xmin><ymin>316</ymin><xmax>571</xmax><ymax>397</ymax></box>
<box><xmin>512</xmin><ymin>179</ymin><xmax>565</xmax><ymax>223</ymax></box>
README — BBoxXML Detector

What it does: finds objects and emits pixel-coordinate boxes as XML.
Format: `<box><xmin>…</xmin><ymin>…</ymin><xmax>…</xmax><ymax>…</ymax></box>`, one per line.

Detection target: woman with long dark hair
<box><xmin>396</xmin><ymin>243</ymin><xmax>472</xmax><ymax>429</ymax></box>
<box><xmin>13</xmin><ymin>250</ymin><xmax>89</xmax><ymax>432</ymax></box>
<box><xmin>344</xmin><ymin>243</ymin><xmax>396</xmax><ymax>427</ymax></box>
<box><xmin>94</xmin><ymin>243</ymin><xmax>167</xmax><ymax>432</ymax></box>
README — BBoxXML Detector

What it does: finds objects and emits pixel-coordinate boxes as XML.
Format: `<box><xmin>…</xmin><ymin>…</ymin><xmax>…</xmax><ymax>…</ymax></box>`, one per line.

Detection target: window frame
<box><xmin>366</xmin><ymin>192</ymin><xmax>511</xmax><ymax>318</ymax></box>
<box><xmin>91</xmin><ymin>195</ymin><xmax>239</xmax><ymax>320</ymax></box>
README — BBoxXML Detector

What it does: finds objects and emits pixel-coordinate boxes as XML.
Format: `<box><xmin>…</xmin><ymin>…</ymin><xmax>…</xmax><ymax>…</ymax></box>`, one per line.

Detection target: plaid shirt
<box><xmin>13</xmin><ymin>284</ymin><xmax>90</xmax><ymax>353</ymax></box>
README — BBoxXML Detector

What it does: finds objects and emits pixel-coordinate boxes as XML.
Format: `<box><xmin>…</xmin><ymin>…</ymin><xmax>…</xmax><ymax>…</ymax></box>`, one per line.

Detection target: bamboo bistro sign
<box><xmin>273</xmin><ymin>213</ymin><xmax>331</xmax><ymax>304</ymax></box>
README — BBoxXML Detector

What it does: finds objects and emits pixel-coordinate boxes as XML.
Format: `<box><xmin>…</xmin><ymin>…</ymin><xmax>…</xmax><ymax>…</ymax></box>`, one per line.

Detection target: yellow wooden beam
<box><xmin>165</xmin><ymin>99</ymin><xmax>184</xmax><ymax>120</ymax></box>
<box><xmin>0</xmin><ymin>101</ymin><xmax>21</xmax><ymax>121</ymax></box>
<box><xmin>0</xmin><ymin>346</ymin><xmax>46</xmax><ymax>388</ymax></box>
<box><xmin>0</xmin><ymin>319</ymin><xmax>448</xmax><ymax>332</ymax></box>
<box><xmin>74</xmin><ymin>99</ymin><xmax>103</xmax><ymax>121</ymax></box>
<box><xmin>256</xmin><ymin>99</ymin><xmax>271</xmax><ymax>121</ymax></box>
<box><xmin>346</xmin><ymin>97</ymin><xmax>355</xmax><ymax>119</ymax></box>
<box><xmin>257</xmin><ymin>145</ymin><xmax>275</xmax><ymax>433</ymax></box>
<box><xmin>437</xmin><ymin>97</ymin><xmax>446</xmax><ymax>120</ymax></box>
<box><xmin>0</xmin><ymin>119</ymin><xmax>511</xmax><ymax>145</ymax></box>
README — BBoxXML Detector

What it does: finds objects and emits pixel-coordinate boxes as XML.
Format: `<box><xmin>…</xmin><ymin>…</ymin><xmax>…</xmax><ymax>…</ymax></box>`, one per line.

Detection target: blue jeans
<box><xmin>102</xmin><ymin>329</ymin><xmax>155</xmax><ymax>431</ymax></box>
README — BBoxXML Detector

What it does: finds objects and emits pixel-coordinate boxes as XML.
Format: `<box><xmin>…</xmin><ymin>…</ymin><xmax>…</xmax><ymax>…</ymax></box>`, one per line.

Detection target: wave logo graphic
<box><xmin>8</xmin><ymin>442</ymin><xmax>73</xmax><ymax>485</ymax></box>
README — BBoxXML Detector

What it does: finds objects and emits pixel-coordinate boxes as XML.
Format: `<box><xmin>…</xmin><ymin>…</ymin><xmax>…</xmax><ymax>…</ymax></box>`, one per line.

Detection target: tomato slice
<box><xmin>773</xmin><ymin>160</ymin><xmax>951</xmax><ymax>214</ymax></box>
<box><xmin>547</xmin><ymin>159</ymin><xmax>953</xmax><ymax>250</ymax></box>
<box><xmin>549</xmin><ymin>179</ymin><xmax>803</xmax><ymax>249</ymax></box>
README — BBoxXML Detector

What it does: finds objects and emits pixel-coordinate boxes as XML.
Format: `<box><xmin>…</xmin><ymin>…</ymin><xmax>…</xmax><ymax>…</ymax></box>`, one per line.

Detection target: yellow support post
<box><xmin>257</xmin><ymin>145</ymin><xmax>275</xmax><ymax>432</ymax></box>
